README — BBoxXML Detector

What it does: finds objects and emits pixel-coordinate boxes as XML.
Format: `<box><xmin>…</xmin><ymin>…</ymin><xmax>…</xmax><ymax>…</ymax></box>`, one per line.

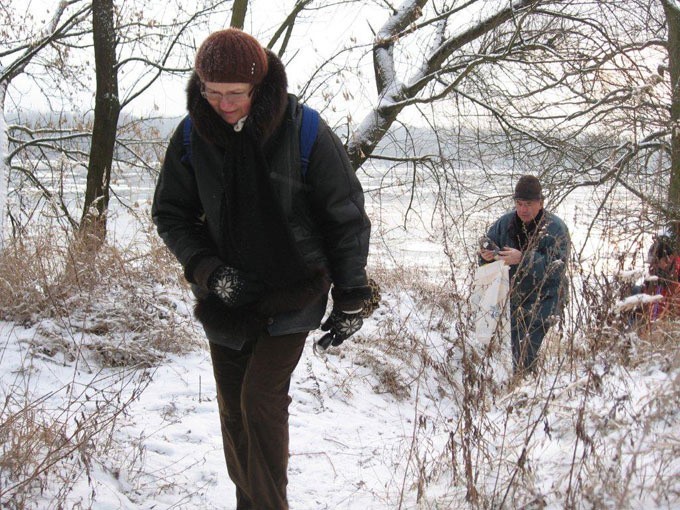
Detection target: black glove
<box><xmin>207</xmin><ymin>265</ymin><xmax>263</xmax><ymax>308</ymax></box>
<box><xmin>317</xmin><ymin>309</ymin><xmax>363</xmax><ymax>349</ymax></box>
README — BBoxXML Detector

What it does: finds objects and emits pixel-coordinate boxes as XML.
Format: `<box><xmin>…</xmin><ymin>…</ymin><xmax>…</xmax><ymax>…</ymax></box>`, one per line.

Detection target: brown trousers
<box><xmin>209</xmin><ymin>331</ymin><xmax>307</xmax><ymax>510</ymax></box>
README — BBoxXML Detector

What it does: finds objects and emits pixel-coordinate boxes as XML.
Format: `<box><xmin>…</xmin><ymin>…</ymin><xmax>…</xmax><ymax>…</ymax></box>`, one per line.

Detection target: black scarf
<box><xmin>220</xmin><ymin>126</ymin><xmax>310</xmax><ymax>288</ymax></box>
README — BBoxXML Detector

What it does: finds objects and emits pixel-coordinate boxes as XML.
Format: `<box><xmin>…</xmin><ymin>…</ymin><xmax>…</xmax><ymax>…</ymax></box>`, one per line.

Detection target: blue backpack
<box><xmin>181</xmin><ymin>104</ymin><xmax>320</xmax><ymax>178</ymax></box>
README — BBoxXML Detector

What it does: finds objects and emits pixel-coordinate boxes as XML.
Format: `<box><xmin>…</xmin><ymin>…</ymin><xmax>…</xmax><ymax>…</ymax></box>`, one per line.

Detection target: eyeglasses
<box><xmin>200</xmin><ymin>84</ymin><xmax>253</xmax><ymax>103</ymax></box>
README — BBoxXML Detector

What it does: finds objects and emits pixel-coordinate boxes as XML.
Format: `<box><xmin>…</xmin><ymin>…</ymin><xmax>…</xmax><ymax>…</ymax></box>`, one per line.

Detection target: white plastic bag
<box><xmin>470</xmin><ymin>260</ymin><xmax>512</xmax><ymax>386</ymax></box>
<box><xmin>471</xmin><ymin>260</ymin><xmax>511</xmax><ymax>382</ymax></box>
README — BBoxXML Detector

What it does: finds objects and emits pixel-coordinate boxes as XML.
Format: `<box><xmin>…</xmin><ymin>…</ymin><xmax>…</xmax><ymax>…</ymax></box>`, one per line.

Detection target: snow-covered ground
<box><xmin>2</xmin><ymin>290</ymin><xmax>678</xmax><ymax>509</ymax></box>
<box><xmin>1</xmin><ymin>166</ymin><xmax>678</xmax><ymax>509</ymax></box>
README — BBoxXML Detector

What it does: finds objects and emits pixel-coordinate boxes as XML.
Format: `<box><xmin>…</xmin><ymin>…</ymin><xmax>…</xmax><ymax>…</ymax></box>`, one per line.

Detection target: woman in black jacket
<box><xmin>152</xmin><ymin>29</ymin><xmax>371</xmax><ymax>510</ymax></box>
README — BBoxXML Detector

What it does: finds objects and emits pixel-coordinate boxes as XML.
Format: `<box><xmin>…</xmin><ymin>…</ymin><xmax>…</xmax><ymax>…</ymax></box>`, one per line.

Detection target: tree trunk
<box><xmin>663</xmin><ymin>0</ymin><xmax>680</xmax><ymax>216</ymax></box>
<box><xmin>230</xmin><ymin>0</ymin><xmax>248</xmax><ymax>29</ymax></box>
<box><xmin>80</xmin><ymin>0</ymin><xmax>120</xmax><ymax>245</ymax></box>
<box><xmin>0</xmin><ymin>82</ymin><xmax>8</xmax><ymax>250</ymax></box>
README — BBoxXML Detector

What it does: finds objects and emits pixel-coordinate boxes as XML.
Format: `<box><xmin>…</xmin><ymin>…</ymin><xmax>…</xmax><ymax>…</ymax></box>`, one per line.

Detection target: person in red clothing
<box><xmin>645</xmin><ymin>236</ymin><xmax>680</xmax><ymax>320</ymax></box>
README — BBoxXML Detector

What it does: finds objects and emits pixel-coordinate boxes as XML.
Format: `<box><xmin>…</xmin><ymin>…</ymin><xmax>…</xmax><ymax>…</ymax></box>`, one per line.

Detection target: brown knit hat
<box><xmin>513</xmin><ymin>175</ymin><xmax>544</xmax><ymax>201</ymax></box>
<box><xmin>195</xmin><ymin>29</ymin><xmax>268</xmax><ymax>84</ymax></box>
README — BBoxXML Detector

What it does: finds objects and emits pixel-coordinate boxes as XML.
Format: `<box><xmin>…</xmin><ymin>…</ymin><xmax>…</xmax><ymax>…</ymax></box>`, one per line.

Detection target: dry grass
<box><xmin>1</xmin><ymin>223</ymin><xmax>678</xmax><ymax>508</ymax></box>
<box><xmin>0</xmin><ymin>224</ymin><xmax>201</xmax><ymax>367</ymax></box>
<box><xmin>348</xmin><ymin>258</ymin><xmax>680</xmax><ymax>509</ymax></box>
<box><xmin>0</xmin><ymin>223</ymin><xmax>198</xmax><ymax>508</ymax></box>
<box><xmin>345</xmin><ymin>263</ymin><xmax>459</xmax><ymax>402</ymax></box>
<box><xmin>0</xmin><ymin>367</ymin><xmax>150</xmax><ymax>509</ymax></box>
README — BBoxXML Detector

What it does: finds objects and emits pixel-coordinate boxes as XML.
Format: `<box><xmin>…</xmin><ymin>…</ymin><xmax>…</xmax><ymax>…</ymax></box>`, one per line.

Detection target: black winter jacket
<box><xmin>152</xmin><ymin>50</ymin><xmax>370</xmax><ymax>346</ymax></box>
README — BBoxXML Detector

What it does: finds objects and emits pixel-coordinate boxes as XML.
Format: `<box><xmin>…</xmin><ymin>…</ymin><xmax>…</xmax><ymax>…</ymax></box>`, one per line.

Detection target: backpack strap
<box><xmin>181</xmin><ymin>115</ymin><xmax>192</xmax><ymax>165</ymax></box>
<box><xmin>299</xmin><ymin>104</ymin><xmax>320</xmax><ymax>179</ymax></box>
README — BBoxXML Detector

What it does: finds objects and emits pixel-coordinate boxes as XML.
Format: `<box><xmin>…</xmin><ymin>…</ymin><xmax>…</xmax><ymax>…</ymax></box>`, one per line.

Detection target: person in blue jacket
<box><xmin>152</xmin><ymin>29</ymin><xmax>372</xmax><ymax>509</ymax></box>
<box><xmin>479</xmin><ymin>175</ymin><xmax>570</xmax><ymax>373</ymax></box>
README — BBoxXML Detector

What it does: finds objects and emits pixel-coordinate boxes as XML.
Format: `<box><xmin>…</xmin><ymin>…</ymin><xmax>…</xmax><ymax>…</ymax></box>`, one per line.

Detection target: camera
<box><xmin>479</xmin><ymin>236</ymin><xmax>500</xmax><ymax>255</ymax></box>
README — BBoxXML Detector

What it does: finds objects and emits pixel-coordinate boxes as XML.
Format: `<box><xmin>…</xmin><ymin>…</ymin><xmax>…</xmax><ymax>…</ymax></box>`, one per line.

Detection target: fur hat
<box><xmin>195</xmin><ymin>29</ymin><xmax>268</xmax><ymax>84</ymax></box>
<box><xmin>513</xmin><ymin>175</ymin><xmax>544</xmax><ymax>201</ymax></box>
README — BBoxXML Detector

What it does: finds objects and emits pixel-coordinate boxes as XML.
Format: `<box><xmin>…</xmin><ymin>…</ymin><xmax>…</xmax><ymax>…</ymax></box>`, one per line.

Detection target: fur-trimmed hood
<box><xmin>186</xmin><ymin>48</ymin><xmax>289</xmax><ymax>146</ymax></box>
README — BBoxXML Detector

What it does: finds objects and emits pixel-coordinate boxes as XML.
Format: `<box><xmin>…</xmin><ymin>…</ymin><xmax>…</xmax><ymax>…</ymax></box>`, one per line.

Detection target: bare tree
<box><xmin>80</xmin><ymin>0</ymin><xmax>120</xmax><ymax>244</ymax></box>
<box><xmin>2</xmin><ymin>0</ymin><xmax>679</xmax><ymax>246</ymax></box>
<box><xmin>1</xmin><ymin>1</ymin><xmax>231</xmax><ymax>241</ymax></box>
<box><xmin>0</xmin><ymin>1</ymin><xmax>91</xmax><ymax>245</ymax></box>
<box><xmin>346</xmin><ymin>0</ymin><xmax>540</xmax><ymax>169</ymax></box>
<box><xmin>324</xmin><ymin>0</ymin><xmax>678</xmax><ymax>238</ymax></box>
<box><xmin>266</xmin><ymin>0</ymin><xmax>315</xmax><ymax>57</ymax></box>
<box><xmin>230</xmin><ymin>0</ymin><xmax>248</xmax><ymax>29</ymax></box>
<box><xmin>663</xmin><ymin>0</ymin><xmax>680</xmax><ymax>211</ymax></box>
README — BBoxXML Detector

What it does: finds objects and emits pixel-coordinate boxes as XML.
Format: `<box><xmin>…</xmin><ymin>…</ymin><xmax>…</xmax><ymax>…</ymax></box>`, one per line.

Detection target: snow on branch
<box><xmin>376</xmin><ymin>0</ymin><xmax>426</xmax><ymax>41</ymax></box>
<box><xmin>373</xmin><ymin>0</ymin><xmax>427</xmax><ymax>95</ymax></box>
<box><xmin>349</xmin><ymin>0</ymin><xmax>538</xmax><ymax>169</ymax></box>
<box><xmin>664</xmin><ymin>0</ymin><xmax>680</xmax><ymax>12</ymax></box>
